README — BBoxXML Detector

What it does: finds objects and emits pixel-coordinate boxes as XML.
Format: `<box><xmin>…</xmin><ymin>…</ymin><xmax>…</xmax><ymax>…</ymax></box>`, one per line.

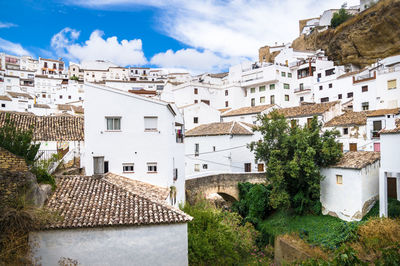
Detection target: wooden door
<box><xmin>388</xmin><ymin>177</ymin><xmax>397</xmax><ymax>199</ymax></box>
<box><xmin>258</xmin><ymin>163</ymin><xmax>264</xmax><ymax>172</ymax></box>
<box><xmin>93</xmin><ymin>156</ymin><xmax>104</xmax><ymax>174</ymax></box>
<box><xmin>244</xmin><ymin>163</ymin><xmax>251</xmax><ymax>172</ymax></box>
<box><xmin>349</xmin><ymin>143</ymin><xmax>357</xmax><ymax>151</ymax></box>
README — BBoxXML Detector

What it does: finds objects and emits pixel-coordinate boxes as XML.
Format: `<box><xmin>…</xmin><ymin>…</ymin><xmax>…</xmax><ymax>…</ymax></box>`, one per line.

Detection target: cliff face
<box><xmin>292</xmin><ymin>0</ymin><xmax>400</xmax><ymax>67</ymax></box>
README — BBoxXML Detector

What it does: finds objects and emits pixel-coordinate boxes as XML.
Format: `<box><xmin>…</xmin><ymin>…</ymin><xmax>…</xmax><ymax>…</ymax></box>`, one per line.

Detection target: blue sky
<box><xmin>0</xmin><ymin>0</ymin><xmax>357</xmax><ymax>73</ymax></box>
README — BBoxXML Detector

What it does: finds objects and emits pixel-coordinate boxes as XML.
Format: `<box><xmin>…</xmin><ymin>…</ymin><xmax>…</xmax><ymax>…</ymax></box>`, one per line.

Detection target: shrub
<box><xmin>31</xmin><ymin>166</ymin><xmax>56</xmax><ymax>190</ymax></box>
<box><xmin>331</xmin><ymin>5</ymin><xmax>353</xmax><ymax>28</ymax></box>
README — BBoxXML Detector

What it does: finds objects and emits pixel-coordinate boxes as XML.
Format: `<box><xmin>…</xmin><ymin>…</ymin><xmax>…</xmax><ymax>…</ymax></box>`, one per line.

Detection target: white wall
<box><xmin>30</xmin><ymin>223</ymin><xmax>188</xmax><ymax>266</ymax></box>
<box><xmin>381</xmin><ymin>133</ymin><xmax>400</xmax><ymax>171</ymax></box>
<box><xmin>180</xmin><ymin>103</ymin><xmax>221</xmax><ymax>131</ymax></box>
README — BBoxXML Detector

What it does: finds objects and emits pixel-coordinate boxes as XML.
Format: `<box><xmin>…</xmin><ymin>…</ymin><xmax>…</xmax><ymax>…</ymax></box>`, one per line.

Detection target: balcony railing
<box><xmin>372</xmin><ymin>130</ymin><xmax>380</xmax><ymax>139</ymax></box>
<box><xmin>294</xmin><ymin>87</ymin><xmax>311</xmax><ymax>93</ymax></box>
<box><xmin>353</xmin><ymin>71</ymin><xmax>376</xmax><ymax>84</ymax></box>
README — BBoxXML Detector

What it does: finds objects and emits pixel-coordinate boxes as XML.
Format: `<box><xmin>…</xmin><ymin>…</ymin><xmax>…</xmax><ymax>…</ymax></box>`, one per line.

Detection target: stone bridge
<box><xmin>185</xmin><ymin>172</ymin><xmax>267</xmax><ymax>204</ymax></box>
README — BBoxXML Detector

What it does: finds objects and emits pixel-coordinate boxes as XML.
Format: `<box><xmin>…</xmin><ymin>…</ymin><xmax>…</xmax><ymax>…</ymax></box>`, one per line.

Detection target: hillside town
<box><xmin>1</xmin><ymin>0</ymin><xmax>400</xmax><ymax>265</ymax></box>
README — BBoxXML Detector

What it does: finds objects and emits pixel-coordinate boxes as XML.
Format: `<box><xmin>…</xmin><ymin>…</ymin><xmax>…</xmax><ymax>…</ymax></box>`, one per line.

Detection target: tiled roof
<box><xmin>324</xmin><ymin>111</ymin><xmax>368</xmax><ymax>127</ymax></box>
<box><xmin>7</xmin><ymin>91</ymin><xmax>33</xmax><ymax>99</ymax></box>
<box><xmin>337</xmin><ymin>70</ymin><xmax>362</xmax><ymax>79</ymax></box>
<box><xmin>332</xmin><ymin>151</ymin><xmax>380</xmax><ymax>169</ymax></box>
<box><xmin>185</xmin><ymin>121</ymin><xmax>253</xmax><ymax>137</ymax></box>
<box><xmin>0</xmin><ymin>111</ymin><xmax>84</xmax><ymax>141</ymax></box>
<box><xmin>71</xmin><ymin>105</ymin><xmax>84</xmax><ymax>114</ymax></box>
<box><xmin>218</xmin><ymin>108</ymin><xmax>231</xmax><ymax>113</ymax></box>
<box><xmin>277</xmin><ymin>101</ymin><xmax>339</xmax><ymax>118</ymax></box>
<box><xmin>366</xmin><ymin>108</ymin><xmax>400</xmax><ymax>117</ymax></box>
<box><xmin>380</xmin><ymin>119</ymin><xmax>400</xmax><ymax>134</ymax></box>
<box><xmin>221</xmin><ymin>104</ymin><xmax>275</xmax><ymax>117</ymax></box>
<box><xmin>34</xmin><ymin>104</ymin><xmax>50</xmax><ymax>109</ymax></box>
<box><xmin>0</xmin><ymin>95</ymin><xmax>12</xmax><ymax>101</ymax></box>
<box><xmin>209</xmin><ymin>72</ymin><xmax>228</xmax><ymax>78</ymax></box>
<box><xmin>104</xmin><ymin>173</ymin><xmax>170</xmax><ymax>202</ymax></box>
<box><xmin>57</xmin><ymin>104</ymin><xmax>72</xmax><ymax>111</ymax></box>
<box><xmin>43</xmin><ymin>175</ymin><xmax>192</xmax><ymax>229</ymax></box>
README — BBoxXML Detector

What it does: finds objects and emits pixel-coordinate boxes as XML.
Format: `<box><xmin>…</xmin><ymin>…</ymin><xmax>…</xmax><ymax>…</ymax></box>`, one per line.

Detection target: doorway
<box><xmin>388</xmin><ymin>177</ymin><xmax>397</xmax><ymax>199</ymax></box>
<box><xmin>93</xmin><ymin>156</ymin><xmax>105</xmax><ymax>174</ymax></box>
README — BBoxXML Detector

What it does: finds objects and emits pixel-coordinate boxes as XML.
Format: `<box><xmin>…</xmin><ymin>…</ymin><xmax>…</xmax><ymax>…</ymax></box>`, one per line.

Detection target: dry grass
<box><xmin>281</xmin><ymin>234</ymin><xmax>331</xmax><ymax>261</ymax></box>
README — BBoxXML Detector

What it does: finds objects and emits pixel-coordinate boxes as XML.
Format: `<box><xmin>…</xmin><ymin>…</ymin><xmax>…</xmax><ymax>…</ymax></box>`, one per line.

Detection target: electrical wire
<box><xmin>185</xmin><ymin>144</ymin><xmax>248</xmax><ymax>156</ymax></box>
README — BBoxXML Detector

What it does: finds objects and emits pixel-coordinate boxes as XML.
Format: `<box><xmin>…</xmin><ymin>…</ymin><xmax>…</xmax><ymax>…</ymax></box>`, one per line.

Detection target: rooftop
<box><xmin>366</xmin><ymin>108</ymin><xmax>400</xmax><ymax>117</ymax></box>
<box><xmin>7</xmin><ymin>91</ymin><xmax>33</xmax><ymax>99</ymax></box>
<box><xmin>44</xmin><ymin>175</ymin><xmax>191</xmax><ymax>230</ymax></box>
<box><xmin>33</xmin><ymin>104</ymin><xmax>50</xmax><ymax>109</ymax></box>
<box><xmin>185</xmin><ymin>121</ymin><xmax>253</xmax><ymax>137</ymax></box>
<box><xmin>221</xmin><ymin>104</ymin><xmax>275</xmax><ymax>117</ymax></box>
<box><xmin>324</xmin><ymin>111</ymin><xmax>368</xmax><ymax>127</ymax></box>
<box><xmin>332</xmin><ymin>151</ymin><xmax>380</xmax><ymax>170</ymax></box>
<box><xmin>277</xmin><ymin>101</ymin><xmax>339</xmax><ymax>118</ymax></box>
<box><xmin>380</xmin><ymin>118</ymin><xmax>400</xmax><ymax>134</ymax></box>
<box><xmin>0</xmin><ymin>95</ymin><xmax>12</xmax><ymax>101</ymax></box>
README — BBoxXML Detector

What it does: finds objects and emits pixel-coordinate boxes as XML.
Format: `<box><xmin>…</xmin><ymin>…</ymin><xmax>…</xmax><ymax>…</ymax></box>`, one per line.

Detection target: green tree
<box><xmin>331</xmin><ymin>4</ymin><xmax>353</xmax><ymax>28</ymax></box>
<box><xmin>249</xmin><ymin>110</ymin><xmax>342</xmax><ymax>215</ymax></box>
<box><xmin>0</xmin><ymin>115</ymin><xmax>40</xmax><ymax>165</ymax></box>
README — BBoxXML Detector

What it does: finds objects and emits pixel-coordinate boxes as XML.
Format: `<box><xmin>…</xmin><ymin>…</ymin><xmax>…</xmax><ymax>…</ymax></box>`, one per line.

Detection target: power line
<box><xmin>185</xmin><ymin>144</ymin><xmax>248</xmax><ymax>156</ymax></box>
<box><xmin>185</xmin><ymin>155</ymin><xmax>245</xmax><ymax>170</ymax></box>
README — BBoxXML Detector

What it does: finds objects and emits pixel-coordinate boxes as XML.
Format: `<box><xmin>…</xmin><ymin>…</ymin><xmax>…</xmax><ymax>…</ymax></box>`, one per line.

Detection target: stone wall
<box><xmin>274</xmin><ymin>235</ymin><xmax>311</xmax><ymax>265</ymax></box>
<box><xmin>0</xmin><ymin>147</ymin><xmax>28</xmax><ymax>172</ymax></box>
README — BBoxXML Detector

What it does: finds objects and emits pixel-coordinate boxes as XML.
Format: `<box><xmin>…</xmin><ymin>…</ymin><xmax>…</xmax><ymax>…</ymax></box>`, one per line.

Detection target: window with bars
<box><xmin>147</xmin><ymin>162</ymin><xmax>157</xmax><ymax>173</ymax></box>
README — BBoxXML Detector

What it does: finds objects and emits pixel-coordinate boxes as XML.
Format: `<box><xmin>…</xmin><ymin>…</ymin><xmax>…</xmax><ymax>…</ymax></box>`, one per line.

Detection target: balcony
<box><xmin>294</xmin><ymin>86</ymin><xmax>311</xmax><ymax>93</ymax></box>
<box><xmin>371</xmin><ymin>130</ymin><xmax>380</xmax><ymax>139</ymax></box>
<box><xmin>353</xmin><ymin>71</ymin><xmax>376</xmax><ymax>84</ymax></box>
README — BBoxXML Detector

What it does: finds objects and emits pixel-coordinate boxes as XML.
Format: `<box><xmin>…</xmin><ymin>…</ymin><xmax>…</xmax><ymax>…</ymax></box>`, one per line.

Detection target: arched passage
<box><xmin>217</xmin><ymin>192</ymin><xmax>238</xmax><ymax>203</ymax></box>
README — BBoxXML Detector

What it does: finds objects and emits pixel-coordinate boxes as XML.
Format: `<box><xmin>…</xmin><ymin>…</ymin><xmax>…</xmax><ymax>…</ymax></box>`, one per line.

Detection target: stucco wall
<box><xmin>30</xmin><ymin>223</ymin><xmax>188</xmax><ymax>266</ymax></box>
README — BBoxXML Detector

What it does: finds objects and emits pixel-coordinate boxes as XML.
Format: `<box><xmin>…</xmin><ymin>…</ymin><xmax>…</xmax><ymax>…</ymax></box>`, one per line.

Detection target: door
<box><xmin>388</xmin><ymin>177</ymin><xmax>397</xmax><ymax>199</ymax></box>
<box><xmin>104</xmin><ymin>161</ymin><xmax>109</xmax><ymax>173</ymax></box>
<box><xmin>349</xmin><ymin>143</ymin><xmax>357</xmax><ymax>151</ymax></box>
<box><xmin>244</xmin><ymin>163</ymin><xmax>251</xmax><ymax>172</ymax></box>
<box><xmin>93</xmin><ymin>156</ymin><xmax>104</xmax><ymax>174</ymax></box>
<box><xmin>258</xmin><ymin>163</ymin><xmax>264</xmax><ymax>172</ymax></box>
<box><xmin>374</xmin><ymin>143</ymin><xmax>380</xmax><ymax>152</ymax></box>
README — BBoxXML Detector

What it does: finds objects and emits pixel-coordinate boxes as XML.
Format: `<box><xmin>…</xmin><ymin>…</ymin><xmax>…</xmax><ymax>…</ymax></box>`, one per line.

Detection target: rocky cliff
<box><xmin>292</xmin><ymin>0</ymin><xmax>400</xmax><ymax>67</ymax></box>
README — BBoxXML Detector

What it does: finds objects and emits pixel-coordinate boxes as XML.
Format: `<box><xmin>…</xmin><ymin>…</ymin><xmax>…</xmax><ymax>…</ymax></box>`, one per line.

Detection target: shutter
<box><xmin>388</xmin><ymin>80</ymin><xmax>397</xmax><ymax>89</ymax></box>
<box><xmin>144</xmin><ymin>117</ymin><xmax>158</xmax><ymax>130</ymax></box>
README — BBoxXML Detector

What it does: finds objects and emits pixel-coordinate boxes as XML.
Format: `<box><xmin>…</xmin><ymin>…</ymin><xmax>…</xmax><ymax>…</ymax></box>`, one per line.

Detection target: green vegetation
<box><xmin>250</xmin><ymin>111</ymin><xmax>342</xmax><ymax>215</ymax></box>
<box><xmin>182</xmin><ymin>200</ymin><xmax>271</xmax><ymax>265</ymax></box>
<box><xmin>0</xmin><ymin>115</ymin><xmax>40</xmax><ymax>165</ymax></box>
<box><xmin>363</xmin><ymin>198</ymin><xmax>400</xmax><ymax>220</ymax></box>
<box><xmin>69</xmin><ymin>76</ymin><xmax>79</xmax><ymax>81</ymax></box>
<box><xmin>331</xmin><ymin>4</ymin><xmax>353</xmax><ymax>28</ymax></box>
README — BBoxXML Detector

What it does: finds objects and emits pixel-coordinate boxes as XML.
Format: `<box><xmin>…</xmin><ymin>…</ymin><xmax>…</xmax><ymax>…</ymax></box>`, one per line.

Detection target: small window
<box><xmin>347</xmin><ymin>92</ymin><xmax>353</xmax><ymax>98</ymax></box>
<box><xmin>68</xmin><ymin>95</ymin><xmax>71</xmax><ymax>99</ymax></box>
<box><xmin>319</xmin><ymin>85</ymin><xmax>323</xmax><ymax>90</ymax></box>
<box><xmin>225</xmin><ymin>90</ymin><xmax>228</xmax><ymax>96</ymax></box>
<box><xmin>300</xmin><ymin>96</ymin><xmax>304</xmax><ymax>102</ymax></box>
<box><xmin>1</xmin><ymin>104</ymin><xmax>5</xmax><ymax>108</ymax></box>
<box><xmin>362</xmin><ymin>102</ymin><xmax>369</xmax><ymax>111</ymax></box>
<box><xmin>193</xmin><ymin>117</ymin><xmax>199</xmax><ymax>124</ymax></box>
<box><xmin>343</xmin><ymin>128</ymin><xmax>349</xmax><ymax>135</ymax></box>
<box><xmin>147</xmin><ymin>162</ymin><xmax>157</xmax><ymax>173</ymax></box>
<box><xmin>195</xmin><ymin>143</ymin><xmax>199</xmax><ymax>156</ymax></box>
<box><xmin>329</xmin><ymin>83</ymin><xmax>332</xmax><ymax>88</ymax></box>
<box><xmin>300</xmin><ymin>83</ymin><xmax>304</xmax><ymax>90</ymax></box>
<box><xmin>269</xmin><ymin>84</ymin><xmax>275</xmax><ymax>90</ymax></box>
<box><xmin>42</xmin><ymin>94</ymin><xmax>46</xmax><ymax>98</ymax></box>
<box><xmin>321</xmin><ymin>97</ymin><xmax>329</xmax><ymax>103</ymax></box>
<box><xmin>288</xmin><ymin>73</ymin><xmax>292</xmax><ymax>78</ymax></box>
<box><xmin>213</xmin><ymin>146</ymin><xmax>216</xmax><ymax>152</ymax></box>
<box><xmin>388</xmin><ymin>79</ymin><xmax>397</xmax><ymax>90</ymax></box>
<box><xmin>194</xmin><ymin>164</ymin><xmax>200</xmax><ymax>172</ymax></box>
<box><xmin>123</xmin><ymin>163</ymin><xmax>134</xmax><ymax>173</ymax></box>
<box><xmin>325</xmin><ymin>68</ymin><xmax>335</xmax><ymax>76</ymax></box>
<box><xmin>362</xmin><ymin>85</ymin><xmax>368</xmax><ymax>92</ymax></box>
<box><xmin>106</xmin><ymin>117</ymin><xmax>121</xmax><ymax>131</ymax></box>
<box><xmin>144</xmin><ymin>116</ymin><xmax>158</xmax><ymax>131</ymax></box>
<box><xmin>203</xmin><ymin>164</ymin><xmax>208</xmax><ymax>169</ymax></box>
<box><xmin>250</xmin><ymin>88</ymin><xmax>255</xmax><ymax>93</ymax></box>
<box><xmin>194</xmin><ymin>100</ymin><xmax>198</xmax><ymax>103</ymax></box>
<box><xmin>251</xmin><ymin>98</ymin><xmax>255</xmax><ymax>107</ymax></box>
<box><xmin>194</xmin><ymin>88</ymin><xmax>198</xmax><ymax>94</ymax></box>
<box><xmin>59</xmin><ymin>95</ymin><xmax>63</xmax><ymax>99</ymax></box>
<box><xmin>259</xmin><ymin>86</ymin><xmax>265</xmax><ymax>92</ymax></box>
<box><xmin>336</xmin><ymin>175</ymin><xmax>343</xmax><ymax>185</ymax></box>
<box><xmin>244</xmin><ymin>163</ymin><xmax>251</xmax><ymax>172</ymax></box>
<box><xmin>225</xmin><ymin>101</ymin><xmax>229</xmax><ymax>107</ymax></box>
<box><xmin>260</xmin><ymin>96</ymin><xmax>265</xmax><ymax>103</ymax></box>
<box><xmin>284</xmin><ymin>83</ymin><xmax>290</xmax><ymax>89</ymax></box>
<box><xmin>338</xmin><ymin>94</ymin><xmax>342</xmax><ymax>99</ymax></box>
<box><xmin>281</xmin><ymin>72</ymin><xmax>286</xmax><ymax>77</ymax></box>
<box><xmin>270</xmin><ymin>95</ymin><xmax>275</xmax><ymax>104</ymax></box>
<box><xmin>317</xmin><ymin>73</ymin><xmax>322</xmax><ymax>78</ymax></box>
<box><xmin>285</xmin><ymin>95</ymin><xmax>289</xmax><ymax>101</ymax></box>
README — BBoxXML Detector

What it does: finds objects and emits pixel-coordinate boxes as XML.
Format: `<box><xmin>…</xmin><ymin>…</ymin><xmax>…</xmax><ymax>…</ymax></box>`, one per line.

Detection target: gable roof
<box><xmin>43</xmin><ymin>175</ymin><xmax>191</xmax><ymax>230</ymax></box>
<box><xmin>185</xmin><ymin>121</ymin><xmax>253</xmax><ymax>137</ymax></box>
<box><xmin>7</xmin><ymin>91</ymin><xmax>33</xmax><ymax>99</ymax></box>
<box><xmin>366</xmin><ymin>108</ymin><xmax>400</xmax><ymax>117</ymax></box>
<box><xmin>380</xmin><ymin>118</ymin><xmax>400</xmax><ymax>134</ymax></box>
<box><xmin>0</xmin><ymin>95</ymin><xmax>12</xmax><ymax>101</ymax></box>
<box><xmin>277</xmin><ymin>101</ymin><xmax>339</xmax><ymax>118</ymax></box>
<box><xmin>221</xmin><ymin>104</ymin><xmax>275</xmax><ymax>117</ymax></box>
<box><xmin>331</xmin><ymin>151</ymin><xmax>380</xmax><ymax>170</ymax></box>
<box><xmin>324</xmin><ymin>111</ymin><xmax>368</xmax><ymax>127</ymax></box>
<box><xmin>0</xmin><ymin>111</ymin><xmax>84</xmax><ymax>141</ymax></box>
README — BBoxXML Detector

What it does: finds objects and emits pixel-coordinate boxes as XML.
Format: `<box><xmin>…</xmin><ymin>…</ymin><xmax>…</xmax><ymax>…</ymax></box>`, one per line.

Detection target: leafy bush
<box><xmin>363</xmin><ymin>198</ymin><xmax>400</xmax><ymax>220</ymax></box>
<box><xmin>0</xmin><ymin>115</ymin><xmax>40</xmax><ymax>165</ymax></box>
<box><xmin>31</xmin><ymin>166</ymin><xmax>56</xmax><ymax>190</ymax></box>
<box><xmin>331</xmin><ymin>5</ymin><xmax>353</xmax><ymax>28</ymax></box>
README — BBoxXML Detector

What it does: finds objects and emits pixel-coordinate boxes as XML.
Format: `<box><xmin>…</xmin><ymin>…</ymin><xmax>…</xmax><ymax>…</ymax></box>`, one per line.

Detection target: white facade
<box><xmin>179</xmin><ymin>102</ymin><xmax>221</xmax><ymax>131</ymax></box>
<box><xmin>83</xmin><ymin>83</ymin><xmax>185</xmax><ymax>205</ymax></box>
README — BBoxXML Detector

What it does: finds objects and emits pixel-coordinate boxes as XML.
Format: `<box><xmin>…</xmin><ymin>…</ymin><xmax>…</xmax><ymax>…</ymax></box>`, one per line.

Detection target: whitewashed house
<box><xmin>379</xmin><ymin>118</ymin><xmax>400</xmax><ymax>217</ymax></box>
<box><xmin>179</xmin><ymin>102</ymin><xmax>221</xmax><ymax>131</ymax></box>
<box><xmin>321</xmin><ymin>151</ymin><xmax>380</xmax><ymax>221</ymax></box>
<box><xmin>30</xmin><ymin>175</ymin><xmax>191</xmax><ymax>266</ymax></box>
<box><xmin>184</xmin><ymin>121</ymin><xmax>263</xmax><ymax>178</ymax></box>
<box><xmin>83</xmin><ymin>83</ymin><xmax>186</xmax><ymax>205</ymax></box>
<box><xmin>221</xmin><ymin>104</ymin><xmax>276</xmax><ymax>125</ymax></box>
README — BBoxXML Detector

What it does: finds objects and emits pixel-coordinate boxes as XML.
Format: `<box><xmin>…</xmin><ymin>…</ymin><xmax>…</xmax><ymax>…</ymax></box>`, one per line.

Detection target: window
<box><xmin>250</xmin><ymin>87</ymin><xmax>255</xmax><ymax>93</ymax></box>
<box><xmin>122</xmin><ymin>163</ymin><xmax>134</xmax><ymax>173</ymax></box>
<box><xmin>317</xmin><ymin>73</ymin><xmax>322</xmax><ymax>78</ymax></box>
<box><xmin>373</xmin><ymin>120</ymin><xmax>382</xmax><ymax>138</ymax></box>
<box><xmin>270</xmin><ymin>84</ymin><xmax>275</xmax><ymax>90</ymax></box>
<box><xmin>225</xmin><ymin>90</ymin><xmax>228</xmax><ymax>96</ymax></box>
<box><xmin>285</xmin><ymin>95</ymin><xmax>289</xmax><ymax>101</ymax></box>
<box><xmin>343</xmin><ymin>128</ymin><xmax>349</xmax><ymax>135</ymax></box>
<box><xmin>42</xmin><ymin>94</ymin><xmax>46</xmax><ymax>98</ymax></box>
<box><xmin>1</xmin><ymin>104</ymin><xmax>5</xmax><ymax>108</ymax></box>
<box><xmin>388</xmin><ymin>79</ymin><xmax>397</xmax><ymax>90</ymax></box>
<box><xmin>194</xmin><ymin>164</ymin><xmax>200</xmax><ymax>172</ymax></box>
<box><xmin>194</xmin><ymin>117</ymin><xmax>199</xmax><ymax>124</ymax></box>
<box><xmin>350</xmin><ymin>143</ymin><xmax>357</xmax><ymax>151</ymax></box>
<box><xmin>213</xmin><ymin>146</ymin><xmax>216</xmax><ymax>152</ymax></box>
<box><xmin>347</xmin><ymin>92</ymin><xmax>353</xmax><ymax>98</ymax></box>
<box><xmin>195</xmin><ymin>143</ymin><xmax>199</xmax><ymax>156</ymax></box>
<box><xmin>300</xmin><ymin>83</ymin><xmax>304</xmax><ymax>90</ymax></box>
<box><xmin>288</xmin><ymin>73</ymin><xmax>292</xmax><ymax>78</ymax></box>
<box><xmin>325</xmin><ymin>68</ymin><xmax>335</xmax><ymax>76</ymax></box>
<box><xmin>329</xmin><ymin>83</ymin><xmax>333</xmax><ymax>88</ymax></box>
<box><xmin>260</xmin><ymin>96</ymin><xmax>265</xmax><ymax>103</ymax></box>
<box><xmin>300</xmin><ymin>96</ymin><xmax>304</xmax><ymax>102</ymax></box>
<box><xmin>362</xmin><ymin>102</ymin><xmax>369</xmax><ymax>110</ymax></box>
<box><xmin>251</xmin><ymin>98</ymin><xmax>255</xmax><ymax>106</ymax></box>
<box><xmin>281</xmin><ymin>72</ymin><xmax>286</xmax><ymax>77</ymax></box>
<box><xmin>290</xmin><ymin>119</ymin><xmax>297</xmax><ymax>128</ymax></box>
<box><xmin>244</xmin><ymin>163</ymin><xmax>251</xmax><ymax>172</ymax></box>
<box><xmin>201</xmin><ymin>100</ymin><xmax>210</xmax><ymax>105</ymax></box>
<box><xmin>338</xmin><ymin>94</ymin><xmax>342</xmax><ymax>99</ymax></box>
<box><xmin>194</xmin><ymin>88</ymin><xmax>198</xmax><ymax>94</ymax></box>
<box><xmin>203</xmin><ymin>164</ymin><xmax>208</xmax><ymax>169</ymax></box>
<box><xmin>144</xmin><ymin>116</ymin><xmax>158</xmax><ymax>131</ymax></box>
<box><xmin>270</xmin><ymin>95</ymin><xmax>275</xmax><ymax>104</ymax></box>
<box><xmin>319</xmin><ymin>85</ymin><xmax>323</xmax><ymax>90</ymax></box>
<box><xmin>259</xmin><ymin>86</ymin><xmax>265</xmax><ymax>92</ymax></box>
<box><xmin>68</xmin><ymin>95</ymin><xmax>71</xmax><ymax>99</ymax></box>
<box><xmin>307</xmin><ymin>118</ymin><xmax>313</xmax><ymax>128</ymax></box>
<box><xmin>321</xmin><ymin>97</ymin><xmax>329</xmax><ymax>103</ymax></box>
<box><xmin>336</xmin><ymin>175</ymin><xmax>343</xmax><ymax>185</ymax></box>
<box><xmin>225</xmin><ymin>101</ymin><xmax>229</xmax><ymax>107</ymax></box>
<box><xmin>362</xmin><ymin>85</ymin><xmax>368</xmax><ymax>92</ymax></box>
<box><xmin>147</xmin><ymin>162</ymin><xmax>157</xmax><ymax>173</ymax></box>
<box><xmin>194</xmin><ymin>100</ymin><xmax>198</xmax><ymax>103</ymax></box>
<box><xmin>106</xmin><ymin>117</ymin><xmax>121</xmax><ymax>131</ymax></box>
<box><xmin>284</xmin><ymin>83</ymin><xmax>290</xmax><ymax>89</ymax></box>
<box><xmin>59</xmin><ymin>95</ymin><xmax>62</xmax><ymax>99</ymax></box>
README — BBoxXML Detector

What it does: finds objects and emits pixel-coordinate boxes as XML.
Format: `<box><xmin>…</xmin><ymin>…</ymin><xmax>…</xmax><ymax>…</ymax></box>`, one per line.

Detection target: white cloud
<box><xmin>0</xmin><ymin>38</ymin><xmax>31</xmax><ymax>56</ymax></box>
<box><xmin>68</xmin><ymin>0</ymin><xmax>360</xmax><ymax>60</ymax></box>
<box><xmin>0</xmin><ymin>21</ymin><xmax>17</xmax><ymax>29</ymax></box>
<box><xmin>51</xmin><ymin>28</ymin><xmax>147</xmax><ymax>66</ymax></box>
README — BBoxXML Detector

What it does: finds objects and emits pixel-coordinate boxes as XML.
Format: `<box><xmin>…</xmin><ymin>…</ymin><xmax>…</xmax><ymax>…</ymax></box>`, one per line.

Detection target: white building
<box><xmin>184</xmin><ymin>121</ymin><xmax>263</xmax><ymax>178</ymax></box>
<box><xmin>179</xmin><ymin>102</ymin><xmax>221</xmax><ymax>131</ymax></box>
<box><xmin>321</xmin><ymin>151</ymin><xmax>380</xmax><ymax>221</ymax></box>
<box><xmin>221</xmin><ymin>104</ymin><xmax>276</xmax><ymax>125</ymax></box>
<box><xmin>83</xmin><ymin>83</ymin><xmax>185</xmax><ymax>205</ymax></box>
<box><xmin>30</xmin><ymin>175</ymin><xmax>191</xmax><ymax>266</ymax></box>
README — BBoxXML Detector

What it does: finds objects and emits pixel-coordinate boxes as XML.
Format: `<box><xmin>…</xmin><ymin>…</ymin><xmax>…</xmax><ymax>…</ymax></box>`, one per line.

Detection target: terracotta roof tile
<box><xmin>0</xmin><ymin>95</ymin><xmax>12</xmax><ymax>101</ymax></box>
<box><xmin>221</xmin><ymin>104</ymin><xmax>275</xmax><ymax>117</ymax></box>
<box><xmin>209</xmin><ymin>72</ymin><xmax>228</xmax><ymax>78</ymax></box>
<box><xmin>71</xmin><ymin>105</ymin><xmax>84</xmax><ymax>114</ymax></box>
<box><xmin>7</xmin><ymin>91</ymin><xmax>33</xmax><ymax>99</ymax></box>
<box><xmin>44</xmin><ymin>175</ymin><xmax>192</xmax><ymax>229</ymax></box>
<box><xmin>0</xmin><ymin>111</ymin><xmax>84</xmax><ymax>141</ymax></box>
<box><xmin>332</xmin><ymin>151</ymin><xmax>380</xmax><ymax>169</ymax></box>
<box><xmin>185</xmin><ymin>121</ymin><xmax>253</xmax><ymax>137</ymax></box>
<box><xmin>380</xmin><ymin>118</ymin><xmax>400</xmax><ymax>134</ymax></box>
<box><xmin>34</xmin><ymin>104</ymin><xmax>50</xmax><ymax>109</ymax></box>
<box><xmin>324</xmin><ymin>111</ymin><xmax>369</xmax><ymax>127</ymax></box>
<box><xmin>57</xmin><ymin>104</ymin><xmax>72</xmax><ymax>111</ymax></box>
<box><xmin>277</xmin><ymin>101</ymin><xmax>339</xmax><ymax>118</ymax></box>
<box><xmin>366</xmin><ymin>108</ymin><xmax>400</xmax><ymax>117</ymax></box>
